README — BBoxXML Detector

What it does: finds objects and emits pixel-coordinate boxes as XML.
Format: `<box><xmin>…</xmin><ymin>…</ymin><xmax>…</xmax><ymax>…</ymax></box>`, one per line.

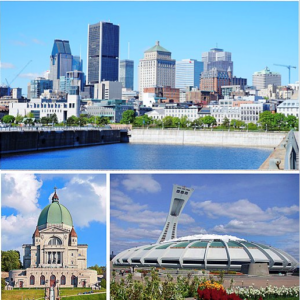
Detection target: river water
<box><xmin>0</xmin><ymin>143</ymin><xmax>272</xmax><ymax>170</ymax></box>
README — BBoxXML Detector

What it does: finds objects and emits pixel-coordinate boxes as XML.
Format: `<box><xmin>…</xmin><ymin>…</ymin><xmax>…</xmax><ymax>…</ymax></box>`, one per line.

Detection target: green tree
<box><xmin>258</xmin><ymin>111</ymin><xmax>275</xmax><ymax>131</ymax></box>
<box><xmin>1</xmin><ymin>250</ymin><xmax>22</xmax><ymax>272</ymax></box>
<box><xmin>50</xmin><ymin>113</ymin><xmax>58</xmax><ymax>124</ymax></box>
<box><xmin>273</xmin><ymin>113</ymin><xmax>286</xmax><ymax>130</ymax></box>
<box><xmin>222</xmin><ymin>117</ymin><xmax>230</xmax><ymax>128</ymax></box>
<box><xmin>180</xmin><ymin>115</ymin><xmax>189</xmax><ymax>128</ymax></box>
<box><xmin>100</xmin><ymin>279</ymin><xmax>106</xmax><ymax>289</ymax></box>
<box><xmin>162</xmin><ymin>116</ymin><xmax>173</xmax><ymax>127</ymax></box>
<box><xmin>133</xmin><ymin>115</ymin><xmax>152</xmax><ymax>127</ymax></box>
<box><xmin>172</xmin><ymin>117</ymin><xmax>181</xmax><ymax>128</ymax></box>
<box><xmin>286</xmin><ymin>115</ymin><xmax>298</xmax><ymax>130</ymax></box>
<box><xmin>202</xmin><ymin>116</ymin><xmax>216</xmax><ymax>128</ymax></box>
<box><xmin>41</xmin><ymin>116</ymin><xmax>50</xmax><ymax>125</ymax></box>
<box><xmin>97</xmin><ymin>116</ymin><xmax>110</xmax><ymax>126</ymax></box>
<box><xmin>15</xmin><ymin>114</ymin><xmax>24</xmax><ymax>124</ymax></box>
<box><xmin>67</xmin><ymin>115</ymin><xmax>78</xmax><ymax>126</ymax></box>
<box><xmin>26</xmin><ymin>112</ymin><xmax>34</xmax><ymax>119</ymax></box>
<box><xmin>192</xmin><ymin>117</ymin><xmax>204</xmax><ymax>128</ymax></box>
<box><xmin>2</xmin><ymin>115</ymin><xmax>15</xmax><ymax>124</ymax></box>
<box><xmin>77</xmin><ymin>116</ymin><xmax>88</xmax><ymax>126</ymax></box>
<box><xmin>120</xmin><ymin>110</ymin><xmax>135</xmax><ymax>124</ymax></box>
<box><xmin>248</xmin><ymin>122</ymin><xmax>257</xmax><ymax>131</ymax></box>
<box><xmin>1</xmin><ymin>278</ymin><xmax>5</xmax><ymax>290</ymax></box>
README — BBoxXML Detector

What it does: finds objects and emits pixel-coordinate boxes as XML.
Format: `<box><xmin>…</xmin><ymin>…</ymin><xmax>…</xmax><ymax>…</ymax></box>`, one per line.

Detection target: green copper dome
<box><xmin>37</xmin><ymin>190</ymin><xmax>73</xmax><ymax>227</ymax></box>
<box><xmin>145</xmin><ymin>41</ymin><xmax>170</xmax><ymax>53</ymax></box>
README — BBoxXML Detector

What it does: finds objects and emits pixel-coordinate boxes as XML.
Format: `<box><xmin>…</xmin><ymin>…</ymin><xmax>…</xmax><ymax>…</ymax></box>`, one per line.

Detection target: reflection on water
<box><xmin>0</xmin><ymin>143</ymin><xmax>272</xmax><ymax>170</ymax></box>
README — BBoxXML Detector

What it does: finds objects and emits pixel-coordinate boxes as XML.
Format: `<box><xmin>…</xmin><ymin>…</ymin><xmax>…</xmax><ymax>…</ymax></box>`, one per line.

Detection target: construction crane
<box><xmin>273</xmin><ymin>64</ymin><xmax>297</xmax><ymax>84</ymax></box>
<box><xmin>5</xmin><ymin>60</ymin><xmax>32</xmax><ymax>96</ymax></box>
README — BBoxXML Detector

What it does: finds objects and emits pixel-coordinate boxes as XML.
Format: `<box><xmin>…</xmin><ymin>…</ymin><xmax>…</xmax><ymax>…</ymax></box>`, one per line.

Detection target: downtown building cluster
<box><xmin>0</xmin><ymin>21</ymin><xmax>299</xmax><ymax>124</ymax></box>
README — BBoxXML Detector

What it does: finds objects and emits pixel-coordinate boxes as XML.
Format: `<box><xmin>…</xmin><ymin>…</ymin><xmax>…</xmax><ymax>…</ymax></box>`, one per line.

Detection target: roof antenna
<box><xmin>128</xmin><ymin>42</ymin><xmax>130</xmax><ymax>60</ymax></box>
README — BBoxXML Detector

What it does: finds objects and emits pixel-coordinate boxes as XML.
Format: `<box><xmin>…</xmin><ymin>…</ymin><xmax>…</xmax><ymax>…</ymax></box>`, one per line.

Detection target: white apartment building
<box><xmin>240</xmin><ymin>103</ymin><xmax>266</xmax><ymax>124</ymax></box>
<box><xmin>9</xmin><ymin>94</ymin><xmax>80</xmax><ymax>122</ymax></box>
<box><xmin>277</xmin><ymin>100</ymin><xmax>299</xmax><ymax>117</ymax></box>
<box><xmin>146</xmin><ymin>109</ymin><xmax>165</xmax><ymax>120</ymax></box>
<box><xmin>138</xmin><ymin>41</ymin><xmax>175</xmax><ymax>100</ymax></box>
<box><xmin>165</xmin><ymin>105</ymin><xmax>199</xmax><ymax>121</ymax></box>
<box><xmin>210</xmin><ymin>106</ymin><xmax>240</xmax><ymax>125</ymax></box>
<box><xmin>252</xmin><ymin>67</ymin><xmax>281</xmax><ymax>90</ymax></box>
<box><xmin>94</xmin><ymin>81</ymin><xmax>122</xmax><ymax>100</ymax></box>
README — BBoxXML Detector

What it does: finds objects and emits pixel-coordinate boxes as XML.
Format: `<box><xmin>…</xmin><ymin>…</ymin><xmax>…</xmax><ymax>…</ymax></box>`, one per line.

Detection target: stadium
<box><xmin>112</xmin><ymin>185</ymin><xmax>298</xmax><ymax>273</ymax></box>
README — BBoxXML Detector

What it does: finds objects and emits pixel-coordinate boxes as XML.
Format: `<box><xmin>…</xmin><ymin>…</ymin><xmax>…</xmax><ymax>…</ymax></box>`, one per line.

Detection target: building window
<box><xmin>30</xmin><ymin>275</ymin><xmax>35</xmax><ymax>285</ymax></box>
<box><xmin>61</xmin><ymin>275</ymin><xmax>66</xmax><ymax>285</ymax></box>
<box><xmin>40</xmin><ymin>275</ymin><xmax>45</xmax><ymax>285</ymax></box>
<box><xmin>48</xmin><ymin>237</ymin><xmax>62</xmax><ymax>245</ymax></box>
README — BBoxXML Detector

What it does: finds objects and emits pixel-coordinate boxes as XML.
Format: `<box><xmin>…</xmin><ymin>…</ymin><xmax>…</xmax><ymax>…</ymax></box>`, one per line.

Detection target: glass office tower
<box><xmin>120</xmin><ymin>60</ymin><xmax>134</xmax><ymax>90</ymax></box>
<box><xmin>49</xmin><ymin>40</ymin><xmax>73</xmax><ymax>90</ymax></box>
<box><xmin>175</xmin><ymin>59</ymin><xmax>203</xmax><ymax>90</ymax></box>
<box><xmin>87</xmin><ymin>22</ymin><xmax>120</xmax><ymax>85</ymax></box>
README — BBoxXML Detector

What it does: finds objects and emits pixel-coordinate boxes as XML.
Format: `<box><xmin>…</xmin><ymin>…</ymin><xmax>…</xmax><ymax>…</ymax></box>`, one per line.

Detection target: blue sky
<box><xmin>110</xmin><ymin>174</ymin><xmax>299</xmax><ymax>261</ymax></box>
<box><xmin>1</xmin><ymin>173</ymin><xmax>106</xmax><ymax>267</ymax></box>
<box><xmin>1</xmin><ymin>1</ymin><xmax>298</xmax><ymax>95</ymax></box>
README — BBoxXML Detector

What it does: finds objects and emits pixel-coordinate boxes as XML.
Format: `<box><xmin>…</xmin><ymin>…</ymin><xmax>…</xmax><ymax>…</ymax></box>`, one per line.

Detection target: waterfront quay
<box><xmin>0</xmin><ymin>127</ymin><xmax>129</xmax><ymax>154</ymax></box>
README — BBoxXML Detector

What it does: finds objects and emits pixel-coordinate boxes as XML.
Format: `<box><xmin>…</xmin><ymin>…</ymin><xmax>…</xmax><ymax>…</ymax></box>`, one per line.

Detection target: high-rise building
<box><xmin>30</xmin><ymin>77</ymin><xmax>53</xmax><ymax>99</ymax></box>
<box><xmin>138</xmin><ymin>41</ymin><xmax>175</xmax><ymax>100</ymax></box>
<box><xmin>72</xmin><ymin>56</ymin><xmax>83</xmax><ymax>72</ymax></box>
<box><xmin>120</xmin><ymin>60</ymin><xmax>134</xmax><ymax>90</ymax></box>
<box><xmin>252</xmin><ymin>67</ymin><xmax>281</xmax><ymax>90</ymax></box>
<box><xmin>49</xmin><ymin>40</ymin><xmax>73</xmax><ymax>90</ymax></box>
<box><xmin>175</xmin><ymin>59</ymin><xmax>203</xmax><ymax>90</ymax></box>
<box><xmin>200</xmin><ymin>68</ymin><xmax>231</xmax><ymax>96</ymax></box>
<box><xmin>87</xmin><ymin>22</ymin><xmax>120</xmax><ymax>85</ymax></box>
<box><xmin>60</xmin><ymin>71</ymin><xmax>85</xmax><ymax>94</ymax></box>
<box><xmin>202</xmin><ymin>48</ymin><xmax>233</xmax><ymax>74</ymax></box>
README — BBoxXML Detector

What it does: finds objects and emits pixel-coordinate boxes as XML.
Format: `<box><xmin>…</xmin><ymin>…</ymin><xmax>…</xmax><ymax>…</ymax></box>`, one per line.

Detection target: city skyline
<box><xmin>110</xmin><ymin>174</ymin><xmax>299</xmax><ymax>261</ymax></box>
<box><xmin>1</xmin><ymin>1</ymin><xmax>298</xmax><ymax>95</ymax></box>
<box><xmin>1</xmin><ymin>173</ymin><xmax>107</xmax><ymax>267</ymax></box>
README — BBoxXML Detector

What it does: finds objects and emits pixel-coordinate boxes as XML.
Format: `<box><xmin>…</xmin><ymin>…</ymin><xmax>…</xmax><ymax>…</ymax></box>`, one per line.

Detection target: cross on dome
<box><xmin>52</xmin><ymin>186</ymin><xmax>59</xmax><ymax>202</ymax></box>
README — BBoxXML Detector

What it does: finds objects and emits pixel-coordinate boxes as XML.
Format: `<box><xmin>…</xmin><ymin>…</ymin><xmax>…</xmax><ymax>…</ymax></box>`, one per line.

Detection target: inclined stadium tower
<box><xmin>112</xmin><ymin>185</ymin><xmax>298</xmax><ymax>273</ymax></box>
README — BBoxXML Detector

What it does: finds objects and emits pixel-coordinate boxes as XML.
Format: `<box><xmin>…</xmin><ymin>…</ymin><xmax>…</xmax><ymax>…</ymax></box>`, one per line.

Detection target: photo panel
<box><xmin>1</xmin><ymin>173</ymin><xmax>107</xmax><ymax>299</ymax></box>
<box><xmin>110</xmin><ymin>173</ymin><xmax>299</xmax><ymax>298</ymax></box>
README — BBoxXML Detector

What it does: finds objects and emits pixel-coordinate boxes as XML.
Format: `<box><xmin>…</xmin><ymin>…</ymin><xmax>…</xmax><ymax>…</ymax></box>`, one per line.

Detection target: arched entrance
<box><xmin>82</xmin><ymin>280</ymin><xmax>86</xmax><ymax>287</ymax></box>
<box><xmin>50</xmin><ymin>275</ymin><xmax>56</xmax><ymax>287</ymax></box>
<box><xmin>19</xmin><ymin>281</ymin><xmax>23</xmax><ymax>288</ymax></box>
<box><xmin>71</xmin><ymin>275</ymin><xmax>77</xmax><ymax>287</ymax></box>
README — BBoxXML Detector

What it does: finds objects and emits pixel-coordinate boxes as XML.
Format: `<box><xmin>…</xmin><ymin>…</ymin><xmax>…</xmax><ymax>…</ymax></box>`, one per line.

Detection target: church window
<box><xmin>48</xmin><ymin>237</ymin><xmax>62</xmax><ymax>245</ymax></box>
<box><xmin>30</xmin><ymin>275</ymin><xmax>35</xmax><ymax>285</ymax></box>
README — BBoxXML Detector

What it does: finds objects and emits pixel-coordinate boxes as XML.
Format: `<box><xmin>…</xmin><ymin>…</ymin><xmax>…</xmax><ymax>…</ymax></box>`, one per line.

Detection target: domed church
<box><xmin>9</xmin><ymin>189</ymin><xmax>97</xmax><ymax>288</ymax></box>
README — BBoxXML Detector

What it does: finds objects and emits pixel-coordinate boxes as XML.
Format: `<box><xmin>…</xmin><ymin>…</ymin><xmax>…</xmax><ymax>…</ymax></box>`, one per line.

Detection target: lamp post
<box><xmin>266</xmin><ymin>124</ymin><xmax>268</xmax><ymax>132</ymax></box>
<box><xmin>178</xmin><ymin>122</ymin><xmax>180</xmax><ymax>131</ymax></box>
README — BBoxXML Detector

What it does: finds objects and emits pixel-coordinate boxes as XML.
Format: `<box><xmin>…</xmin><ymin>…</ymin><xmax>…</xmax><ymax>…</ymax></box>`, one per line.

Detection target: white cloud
<box><xmin>19</xmin><ymin>73</ymin><xmax>44</xmax><ymax>79</ymax></box>
<box><xmin>51</xmin><ymin>175</ymin><xmax>106</xmax><ymax>227</ymax></box>
<box><xmin>121</xmin><ymin>175</ymin><xmax>161</xmax><ymax>193</ymax></box>
<box><xmin>2</xmin><ymin>174</ymin><xmax>43</xmax><ymax>214</ymax></box>
<box><xmin>1</xmin><ymin>174</ymin><xmax>43</xmax><ymax>251</ymax></box>
<box><xmin>190</xmin><ymin>199</ymin><xmax>299</xmax><ymax>221</ymax></box>
<box><xmin>213</xmin><ymin>216</ymin><xmax>299</xmax><ymax>236</ymax></box>
<box><xmin>10</xmin><ymin>40</ymin><xmax>27</xmax><ymax>47</ymax></box>
<box><xmin>32</xmin><ymin>38</ymin><xmax>46</xmax><ymax>45</ymax></box>
<box><xmin>0</xmin><ymin>62</ymin><xmax>15</xmax><ymax>69</ymax></box>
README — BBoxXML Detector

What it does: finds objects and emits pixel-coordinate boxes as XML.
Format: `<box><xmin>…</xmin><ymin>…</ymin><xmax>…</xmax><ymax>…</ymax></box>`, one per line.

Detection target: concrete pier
<box><xmin>0</xmin><ymin>129</ymin><xmax>128</xmax><ymax>154</ymax></box>
<box><xmin>130</xmin><ymin>129</ymin><xmax>286</xmax><ymax>148</ymax></box>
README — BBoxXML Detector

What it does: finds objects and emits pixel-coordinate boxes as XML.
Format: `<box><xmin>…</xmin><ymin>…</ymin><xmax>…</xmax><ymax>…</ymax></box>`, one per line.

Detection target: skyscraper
<box><xmin>30</xmin><ymin>77</ymin><xmax>53</xmax><ymax>99</ymax></box>
<box><xmin>138</xmin><ymin>41</ymin><xmax>175</xmax><ymax>100</ymax></box>
<box><xmin>87</xmin><ymin>22</ymin><xmax>120</xmax><ymax>85</ymax></box>
<box><xmin>252</xmin><ymin>67</ymin><xmax>281</xmax><ymax>90</ymax></box>
<box><xmin>120</xmin><ymin>60</ymin><xmax>134</xmax><ymax>90</ymax></box>
<box><xmin>72</xmin><ymin>56</ymin><xmax>83</xmax><ymax>72</ymax></box>
<box><xmin>202</xmin><ymin>48</ymin><xmax>233</xmax><ymax>74</ymax></box>
<box><xmin>175</xmin><ymin>59</ymin><xmax>203</xmax><ymax>90</ymax></box>
<box><xmin>49</xmin><ymin>40</ymin><xmax>73</xmax><ymax>90</ymax></box>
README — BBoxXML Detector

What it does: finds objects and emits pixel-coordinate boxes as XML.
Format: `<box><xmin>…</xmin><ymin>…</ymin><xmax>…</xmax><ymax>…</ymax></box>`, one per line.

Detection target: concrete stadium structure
<box><xmin>112</xmin><ymin>185</ymin><xmax>298</xmax><ymax>273</ymax></box>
